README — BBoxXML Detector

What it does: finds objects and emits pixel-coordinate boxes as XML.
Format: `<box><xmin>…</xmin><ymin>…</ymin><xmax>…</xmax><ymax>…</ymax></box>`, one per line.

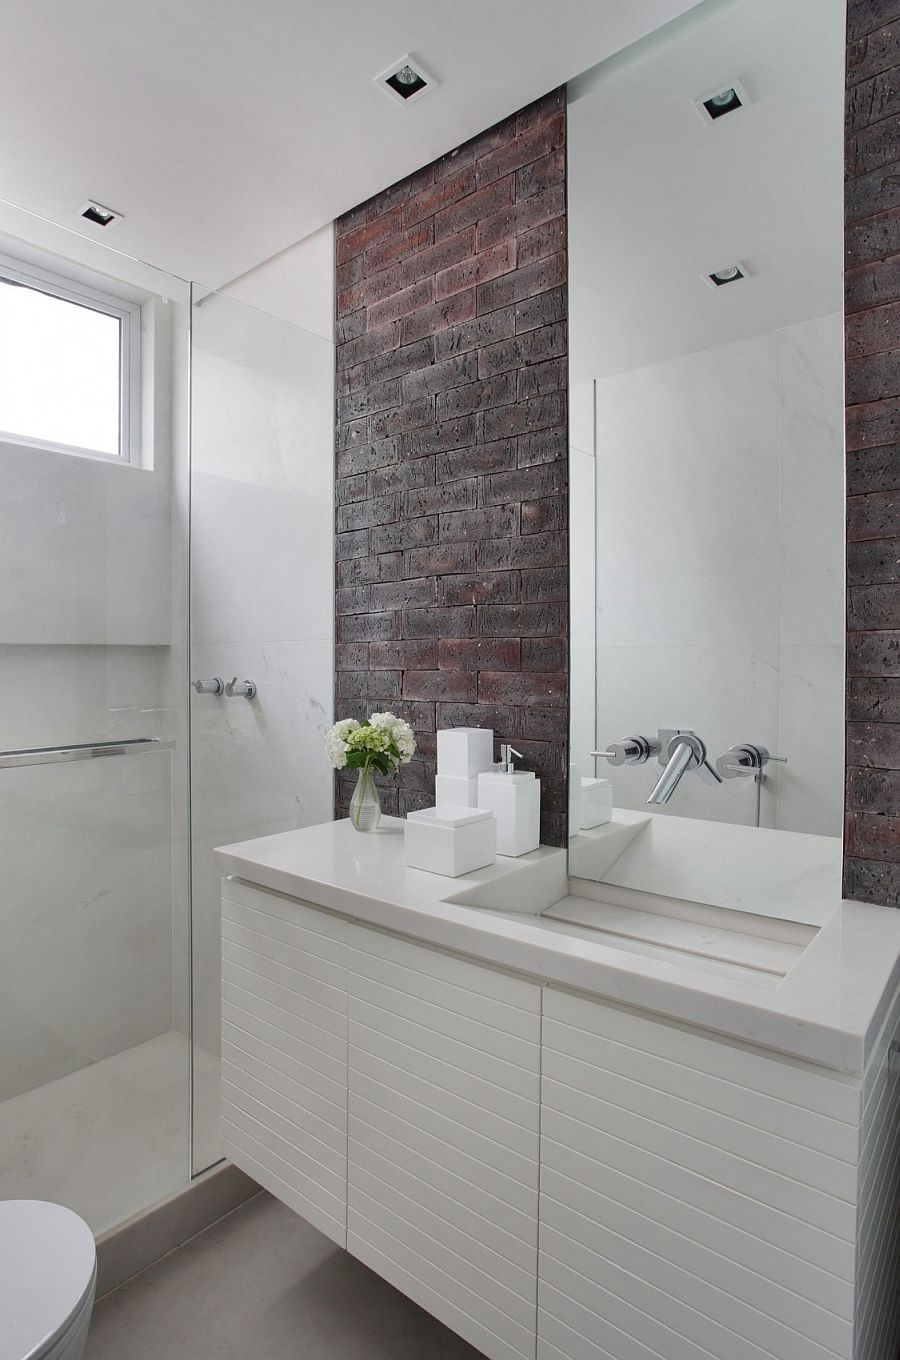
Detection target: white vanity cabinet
<box><xmin>346</xmin><ymin>924</ymin><xmax>542</xmax><ymax>1360</ymax></box>
<box><xmin>219</xmin><ymin>881</ymin><xmax>349</xmax><ymax>1247</ymax></box>
<box><xmin>217</xmin><ymin>872</ymin><xmax>900</xmax><ymax>1360</ymax></box>
<box><xmin>538</xmin><ymin>988</ymin><xmax>882</xmax><ymax>1360</ymax></box>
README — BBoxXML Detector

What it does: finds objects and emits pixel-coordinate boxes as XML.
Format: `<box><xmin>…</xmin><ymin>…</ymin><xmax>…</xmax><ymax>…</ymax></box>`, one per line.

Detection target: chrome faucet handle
<box><xmin>225</xmin><ymin>677</ymin><xmax>257</xmax><ymax>700</ymax></box>
<box><xmin>591</xmin><ymin>735</ymin><xmax>660</xmax><ymax>766</ymax></box>
<box><xmin>647</xmin><ymin>732</ymin><xmax>722</xmax><ymax>805</ymax></box>
<box><xmin>716</xmin><ymin>744</ymin><xmax>787</xmax><ymax>779</ymax></box>
<box><xmin>193</xmin><ymin>677</ymin><xmax>224</xmax><ymax>695</ymax></box>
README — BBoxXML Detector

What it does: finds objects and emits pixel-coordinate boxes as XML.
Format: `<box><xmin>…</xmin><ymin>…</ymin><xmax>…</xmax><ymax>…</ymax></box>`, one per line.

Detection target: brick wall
<box><xmin>333</xmin><ymin>88</ymin><xmax>569</xmax><ymax>845</ymax></box>
<box><xmin>844</xmin><ymin>1</ymin><xmax>900</xmax><ymax>905</ymax></box>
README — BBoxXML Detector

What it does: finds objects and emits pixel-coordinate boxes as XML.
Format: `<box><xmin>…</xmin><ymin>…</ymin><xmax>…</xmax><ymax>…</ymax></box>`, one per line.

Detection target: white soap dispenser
<box><xmin>477</xmin><ymin>744</ymin><xmax>540</xmax><ymax>857</ymax></box>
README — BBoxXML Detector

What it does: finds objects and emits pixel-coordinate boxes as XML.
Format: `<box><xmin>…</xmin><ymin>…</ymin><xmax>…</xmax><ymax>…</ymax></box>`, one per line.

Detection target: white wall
<box><xmin>590</xmin><ymin>312</ymin><xmax>845</xmax><ymax>835</ymax></box>
<box><xmin>0</xmin><ymin>225</ymin><xmax>192</xmax><ymax>1104</ymax></box>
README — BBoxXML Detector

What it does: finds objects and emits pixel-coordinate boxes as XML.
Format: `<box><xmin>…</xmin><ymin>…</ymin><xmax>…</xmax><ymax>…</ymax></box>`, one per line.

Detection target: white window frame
<box><xmin>0</xmin><ymin>249</ymin><xmax>142</xmax><ymax>465</ymax></box>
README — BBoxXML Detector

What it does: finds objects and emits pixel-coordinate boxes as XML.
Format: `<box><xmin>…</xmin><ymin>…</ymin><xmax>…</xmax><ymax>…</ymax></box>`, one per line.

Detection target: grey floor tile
<box><xmin>85</xmin><ymin>1192</ymin><xmax>486</xmax><ymax>1360</ymax></box>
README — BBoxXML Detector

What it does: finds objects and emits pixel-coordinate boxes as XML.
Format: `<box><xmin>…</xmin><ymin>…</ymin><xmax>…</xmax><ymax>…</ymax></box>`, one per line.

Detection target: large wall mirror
<box><xmin>567</xmin><ymin>0</ymin><xmax>847</xmax><ymax>917</ymax></box>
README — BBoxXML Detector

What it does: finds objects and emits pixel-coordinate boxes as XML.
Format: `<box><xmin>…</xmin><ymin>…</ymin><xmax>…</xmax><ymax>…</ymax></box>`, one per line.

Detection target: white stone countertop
<box><xmin>216</xmin><ymin>816</ymin><xmax>900</xmax><ymax>1077</ymax></box>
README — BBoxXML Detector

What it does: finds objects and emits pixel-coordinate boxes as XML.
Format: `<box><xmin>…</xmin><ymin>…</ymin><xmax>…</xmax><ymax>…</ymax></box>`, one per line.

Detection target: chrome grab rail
<box><xmin>0</xmin><ymin>737</ymin><xmax>175</xmax><ymax>769</ymax></box>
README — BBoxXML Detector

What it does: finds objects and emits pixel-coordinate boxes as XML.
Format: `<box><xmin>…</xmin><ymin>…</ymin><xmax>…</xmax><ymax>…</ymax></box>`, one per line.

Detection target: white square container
<box><xmin>580</xmin><ymin>777</ymin><xmax>613</xmax><ymax>829</ymax></box>
<box><xmin>436</xmin><ymin>727</ymin><xmax>495</xmax><ymax>780</ymax></box>
<box><xmin>435</xmin><ymin>773</ymin><xmax>479</xmax><ymax>808</ymax></box>
<box><xmin>477</xmin><ymin>771</ymin><xmax>540</xmax><ymax>857</ymax></box>
<box><xmin>404</xmin><ymin>805</ymin><xmax>497</xmax><ymax>877</ymax></box>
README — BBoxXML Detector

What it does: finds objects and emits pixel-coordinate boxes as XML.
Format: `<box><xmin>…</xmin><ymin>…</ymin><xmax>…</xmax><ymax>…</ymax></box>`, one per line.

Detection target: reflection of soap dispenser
<box><xmin>477</xmin><ymin>744</ymin><xmax>540</xmax><ymax>856</ymax></box>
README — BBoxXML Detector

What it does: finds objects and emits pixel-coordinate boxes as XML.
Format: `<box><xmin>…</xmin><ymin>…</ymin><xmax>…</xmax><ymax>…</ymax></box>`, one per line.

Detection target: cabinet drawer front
<box><xmin>539</xmin><ymin>989</ymin><xmax>856</xmax><ymax>1360</ymax></box>
<box><xmin>348</xmin><ymin>926</ymin><xmax>541</xmax><ymax>1360</ymax></box>
<box><xmin>221</xmin><ymin>890</ymin><xmax>349</xmax><ymax>1248</ymax></box>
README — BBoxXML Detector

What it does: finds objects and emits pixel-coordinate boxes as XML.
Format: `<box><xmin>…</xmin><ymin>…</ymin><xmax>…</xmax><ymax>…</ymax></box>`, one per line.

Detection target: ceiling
<box><xmin>0</xmin><ymin>0</ymin><xmax>700</xmax><ymax>288</ymax></box>
<box><xmin>568</xmin><ymin>0</ymin><xmax>846</xmax><ymax>379</ymax></box>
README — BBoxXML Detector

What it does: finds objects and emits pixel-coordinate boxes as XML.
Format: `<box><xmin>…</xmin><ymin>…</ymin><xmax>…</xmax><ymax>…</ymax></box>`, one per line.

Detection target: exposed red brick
<box><xmin>478</xmin><ymin>671</ymin><xmax>567</xmax><ymax>705</ymax></box>
<box><xmin>403</xmin><ymin>669</ymin><xmax>476</xmax><ymax>702</ymax></box>
<box><xmin>334</xmin><ymin>88</ymin><xmax>568</xmax><ymax>843</ymax></box>
<box><xmin>476</xmin><ymin>186</ymin><xmax>566</xmax><ymax>252</ymax></box>
<box><xmin>403</xmin><ymin>166</ymin><xmax>477</xmax><ymax>228</ymax></box>
<box><xmin>364</xmin><ymin>221</ymin><xmax>434</xmax><ymax>275</ymax></box>
<box><xmin>439</xmin><ymin>638</ymin><xmax>522</xmax><ymax>670</ymax></box>
<box><xmin>401</xmin><ymin>291</ymin><xmax>476</xmax><ymax>345</ymax></box>
<box><xmin>338</xmin><ymin>264</ymin><xmax>401</xmax><ymax>315</ymax></box>
<box><xmin>517</xmin><ymin>149</ymin><xmax>566</xmax><ymax>202</ymax></box>
<box><xmin>433</xmin><ymin>176</ymin><xmax>516</xmax><ymax>242</ymax></box>
<box><xmin>439</xmin><ymin>572</ymin><xmax>520</xmax><ymax>606</ymax></box>
<box><xmin>367</xmin><ymin>278</ymin><xmax>433</xmax><ymax>330</ymax></box>
<box><xmin>476</xmin><ymin>113</ymin><xmax>565</xmax><ymax>188</ymax></box>
<box><xmin>433</xmin><ymin>241</ymin><xmax>517</xmax><ymax>301</ymax></box>
<box><xmin>401</xmin><ymin>228</ymin><xmax>476</xmax><ymax>286</ymax></box>
<box><xmin>336</xmin><ymin>206</ymin><xmax>403</xmax><ymax>265</ymax></box>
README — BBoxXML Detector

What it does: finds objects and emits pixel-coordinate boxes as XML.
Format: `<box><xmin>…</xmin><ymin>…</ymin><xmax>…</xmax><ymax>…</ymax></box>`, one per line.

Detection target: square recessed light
<box><xmin>79</xmin><ymin>200</ymin><xmax>122</xmax><ymax>228</ymax></box>
<box><xmin>706</xmin><ymin>263</ymin><xmax>747</xmax><ymax>288</ymax></box>
<box><xmin>375</xmin><ymin>55</ymin><xmax>437</xmax><ymax>106</ymax></box>
<box><xmin>693</xmin><ymin>79</ymin><xmax>750</xmax><ymax>124</ymax></box>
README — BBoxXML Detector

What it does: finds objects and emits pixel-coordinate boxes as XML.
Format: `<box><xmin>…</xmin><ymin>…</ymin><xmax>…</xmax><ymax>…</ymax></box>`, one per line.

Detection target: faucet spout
<box><xmin>646</xmin><ymin>732</ymin><xmax>722</xmax><ymax>806</ymax></box>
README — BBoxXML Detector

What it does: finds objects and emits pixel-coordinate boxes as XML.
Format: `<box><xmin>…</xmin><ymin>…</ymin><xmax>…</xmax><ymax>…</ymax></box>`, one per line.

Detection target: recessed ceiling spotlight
<box><xmin>79</xmin><ymin>200</ymin><xmax>122</xmax><ymax>228</ymax></box>
<box><xmin>693</xmin><ymin>79</ymin><xmax>750</xmax><ymax>124</ymax></box>
<box><xmin>707</xmin><ymin>264</ymin><xmax>746</xmax><ymax>287</ymax></box>
<box><xmin>375</xmin><ymin>55</ymin><xmax>438</xmax><ymax>105</ymax></box>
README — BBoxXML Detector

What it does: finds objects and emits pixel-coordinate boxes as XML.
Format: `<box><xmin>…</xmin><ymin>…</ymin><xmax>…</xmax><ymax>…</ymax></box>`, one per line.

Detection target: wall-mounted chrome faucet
<box><xmin>591</xmin><ymin>735</ymin><xmax>660</xmax><ymax>766</ymax></box>
<box><xmin>646</xmin><ymin>730</ymin><xmax>722</xmax><ymax>805</ymax></box>
<box><xmin>193</xmin><ymin>677</ymin><xmax>224</xmax><ymax>695</ymax></box>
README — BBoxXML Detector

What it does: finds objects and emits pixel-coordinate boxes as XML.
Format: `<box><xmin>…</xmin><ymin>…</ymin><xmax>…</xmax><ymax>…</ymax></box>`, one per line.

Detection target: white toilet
<box><xmin>0</xmin><ymin>1201</ymin><xmax>96</xmax><ymax>1360</ymax></box>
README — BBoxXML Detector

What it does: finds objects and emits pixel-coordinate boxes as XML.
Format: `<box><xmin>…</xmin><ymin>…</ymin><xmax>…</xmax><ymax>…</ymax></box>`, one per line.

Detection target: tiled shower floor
<box><xmin>0</xmin><ymin>1030</ymin><xmax>192</xmax><ymax>1234</ymax></box>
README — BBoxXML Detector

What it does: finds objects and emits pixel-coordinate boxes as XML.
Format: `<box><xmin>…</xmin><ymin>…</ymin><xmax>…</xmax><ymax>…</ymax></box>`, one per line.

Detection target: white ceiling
<box><xmin>0</xmin><ymin>0</ymin><xmax>700</xmax><ymax>288</ymax></box>
<box><xmin>568</xmin><ymin>0</ymin><xmax>846</xmax><ymax>379</ymax></box>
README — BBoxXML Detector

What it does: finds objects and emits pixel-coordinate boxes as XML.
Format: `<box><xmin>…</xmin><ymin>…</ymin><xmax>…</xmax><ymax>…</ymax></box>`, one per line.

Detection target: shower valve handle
<box><xmin>193</xmin><ymin>677</ymin><xmax>224</xmax><ymax>695</ymax></box>
<box><xmin>226</xmin><ymin>677</ymin><xmax>257</xmax><ymax>700</ymax></box>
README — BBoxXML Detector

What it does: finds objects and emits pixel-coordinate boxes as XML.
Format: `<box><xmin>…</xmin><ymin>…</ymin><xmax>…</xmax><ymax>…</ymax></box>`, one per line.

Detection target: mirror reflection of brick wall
<box><xmin>845</xmin><ymin>3</ymin><xmax>900</xmax><ymax>905</ymax></box>
<box><xmin>333</xmin><ymin>89</ymin><xmax>569</xmax><ymax>846</ymax></box>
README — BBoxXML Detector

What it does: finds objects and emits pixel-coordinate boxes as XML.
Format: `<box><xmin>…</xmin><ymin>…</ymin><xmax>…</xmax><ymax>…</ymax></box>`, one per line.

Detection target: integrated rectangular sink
<box><xmin>542</xmin><ymin>891</ymin><xmax>818</xmax><ymax>983</ymax></box>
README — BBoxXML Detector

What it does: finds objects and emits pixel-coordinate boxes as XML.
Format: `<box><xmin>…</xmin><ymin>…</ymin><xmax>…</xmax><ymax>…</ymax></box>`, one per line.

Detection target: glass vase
<box><xmin>349</xmin><ymin>765</ymin><xmax>382</xmax><ymax>833</ymax></box>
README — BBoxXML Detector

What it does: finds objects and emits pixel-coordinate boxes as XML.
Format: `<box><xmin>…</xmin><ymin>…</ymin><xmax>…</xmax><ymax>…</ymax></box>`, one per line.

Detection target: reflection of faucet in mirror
<box><xmin>591</xmin><ymin>735</ymin><xmax>660</xmax><ymax>767</ymax></box>
<box><xmin>715</xmin><ymin>743</ymin><xmax>787</xmax><ymax>780</ymax></box>
<box><xmin>647</xmin><ymin>730</ymin><xmax>722</xmax><ymax>806</ymax></box>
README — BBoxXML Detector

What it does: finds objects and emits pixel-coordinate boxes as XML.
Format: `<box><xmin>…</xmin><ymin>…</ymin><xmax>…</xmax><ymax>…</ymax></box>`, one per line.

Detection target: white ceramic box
<box><xmin>404</xmin><ymin>805</ymin><xmax>497</xmax><ymax>877</ymax></box>
<box><xmin>435</xmin><ymin>773</ymin><xmax>480</xmax><ymax>808</ymax></box>
<box><xmin>436</xmin><ymin>727</ymin><xmax>495</xmax><ymax>780</ymax></box>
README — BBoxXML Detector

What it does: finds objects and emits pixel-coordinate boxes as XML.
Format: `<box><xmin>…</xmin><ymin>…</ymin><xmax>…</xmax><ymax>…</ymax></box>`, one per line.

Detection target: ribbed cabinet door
<box><xmin>347</xmin><ymin>923</ymin><xmax>542</xmax><ymax>1360</ymax></box>
<box><xmin>220</xmin><ymin>880</ymin><xmax>349</xmax><ymax>1247</ymax></box>
<box><xmin>538</xmin><ymin>987</ymin><xmax>859</xmax><ymax>1360</ymax></box>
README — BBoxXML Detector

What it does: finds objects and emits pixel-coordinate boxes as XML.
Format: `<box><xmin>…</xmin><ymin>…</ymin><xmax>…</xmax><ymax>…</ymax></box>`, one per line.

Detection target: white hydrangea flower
<box><xmin>323</xmin><ymin>717</ymin><xmax>360</xmax><ymax>769</ymax></box>
<box><xmin>369</xmin><ymin>711</ymin><xmax>416</xmax><ymax>764</ymax></box>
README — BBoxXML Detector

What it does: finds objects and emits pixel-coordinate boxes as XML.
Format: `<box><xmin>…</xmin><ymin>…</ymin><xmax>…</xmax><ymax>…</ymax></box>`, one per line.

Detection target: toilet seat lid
<box><xmin>0</xmin><ymin>1201</ymin><xmax>96</xmax><ymax>1360</ymax></box>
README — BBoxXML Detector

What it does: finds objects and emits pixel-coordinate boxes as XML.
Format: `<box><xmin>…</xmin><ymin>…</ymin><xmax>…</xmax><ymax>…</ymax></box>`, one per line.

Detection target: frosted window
<box><xmin>0</xmin><ymin>277</ymin><xmax>122</xmax><ymax>456</ymax></box>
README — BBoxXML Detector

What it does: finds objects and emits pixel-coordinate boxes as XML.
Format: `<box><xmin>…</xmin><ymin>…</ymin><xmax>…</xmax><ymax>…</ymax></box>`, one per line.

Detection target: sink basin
<box><xmin>542</xmin><ymin>888</ymin><xmax>818</xmax><ymax>984</ymax></box>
